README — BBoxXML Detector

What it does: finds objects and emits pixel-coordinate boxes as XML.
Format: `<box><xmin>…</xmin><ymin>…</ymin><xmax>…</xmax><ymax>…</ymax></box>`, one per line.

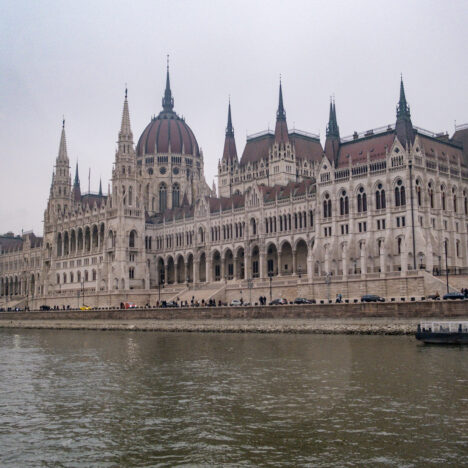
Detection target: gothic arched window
<box><xmin>159</xmin><ymin>183</ymin><xmax>167</xmax><ymax>212</ymax></box>
<box><xmin>375</xmin><ymin>183</ymin><xmax>386</xmax><ymax>209</ymax></box>
<box><xmin>428</xmin><ymin>183</ymin><xmax>434</xmax><ymax>208</ymax></box>
<box><xmin>395</xmin><ymin>179</ymin><xmax>406</xmax><ymax>207</ymax></box>
<box><xmin>357</xmin><ymin>187</ymin><xmax>367</xmax><ymax>212</ymax></box>
<box><xmin>323</xmin><ymin>193</ymin><xmax>332</xmax><ymax>218</ymax></box>
<box><xmin>339</xmin><ymin>190</ymin><xmax>349</xmax><ymax>215</ymax></box>
<box><xmin>172</xmin><ymin>183</ymin><xmax>180</xmax><ymax>208</ymax></box>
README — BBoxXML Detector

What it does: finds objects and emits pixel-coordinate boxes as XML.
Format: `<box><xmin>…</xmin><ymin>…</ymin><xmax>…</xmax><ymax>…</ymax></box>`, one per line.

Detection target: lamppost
<box><xmin>444</xmin><ymin>239</ymin><xmax>449</xmax><ymax>294</ymax></box>
<box><xmin>158</xmin><ymin>278</ymin><xmax>165</xmax><ymax>303</ymax></box>
<box><xmin>408</xmin><ymin>158</ymin><xmax>417</xmax><ymax>270</ymax></box>
<box><xmin>325</xmin><ymin>272</ymin><xmax>331</xmax><ymax>302</ymax></box>
<box><xmin>81</xmin><ymin>279</ymin><xmax>85</xmax><ymax>307</ymax></box>
<box><xmin>268</xmin><ymin>271</ymin><xmax>273</xmax><ymax>302</ymax></box>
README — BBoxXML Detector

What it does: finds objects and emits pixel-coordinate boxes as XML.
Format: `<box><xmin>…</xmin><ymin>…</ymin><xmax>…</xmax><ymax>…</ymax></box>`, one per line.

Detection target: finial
<box><xmin>62</xmin><ymin>116</ymin><xmax>65</xmax><ymax>129</ymax></box>
<box><xmin>167</xmin><ymin>54</ymin><xmax>169</xmax><ymax>71</ymax></box>
<box><xmin>125</xmin><ymin>84</ymin><xmax>128</xmax><ymax>99</ymax></box>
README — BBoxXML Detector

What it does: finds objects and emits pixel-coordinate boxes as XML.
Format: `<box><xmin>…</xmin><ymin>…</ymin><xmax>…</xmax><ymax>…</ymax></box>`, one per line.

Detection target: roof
<box><xmin>336</xmin><ymin>131</ymin><xmax>395</xmax><ymax>168</ymax></box>
<box><xmin>0</xmin><ymin>234</ymin><xmax>23</xmax><ymax>253</ymax></box>
<box><xmin>259</xmin><ymin>179</ymin><xmax>315</xmax><ymax>202</ymax></box>
<box><xmin>452</xmin><ymin>126</ymin><xmax>468</xmax><ymax>166</ymax></box>
<box><xmin>136</xmin><ymin>111</ymin><xmax>200</xmax><ymax>157</ymax></box>
<box><xmin>417</xmin><ymin>134</ymin><xmax>464</xmax><ymax>165</ymax></box>
<box><xmin>208</xmin><ymin>193</ymin><xmax>245</xmax><ymax>213</ymax></box>
<box><xmin>239</xmin><ymin>131</ymin><xmax>323</xmax><ymax>166</ymax></box>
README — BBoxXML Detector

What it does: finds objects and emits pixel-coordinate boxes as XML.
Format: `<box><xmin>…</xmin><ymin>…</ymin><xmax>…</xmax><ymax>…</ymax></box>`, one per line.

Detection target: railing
<box><xmin>455</xmin><ymin>123</ymin><xmax>468</xmax><ymax>131</ymax></box>
<box><xmin>246</xmin><ymin>130</ymin><xmax>274</xmax><ymax>140</ymax></box>
<box><xmin>289</xmin><ymin>129</ymin><xmax>320</xmax><ymax>140</ymax></box>
<box><xmin>341</xmin><ymin>123</ymin><xmax>394</xmax><ymax>143</ymax></box>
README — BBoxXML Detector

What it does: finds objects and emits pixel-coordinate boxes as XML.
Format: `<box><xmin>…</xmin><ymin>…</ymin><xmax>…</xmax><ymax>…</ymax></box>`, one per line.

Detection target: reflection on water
<box><xmin>0</xmin><ymin>330</ymin><xmax>467</xmax><ymax>467</ymax></box>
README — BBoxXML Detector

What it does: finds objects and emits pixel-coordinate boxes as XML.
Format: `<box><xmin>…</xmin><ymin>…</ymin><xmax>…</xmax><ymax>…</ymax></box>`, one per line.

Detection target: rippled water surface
<box><xmin>0</xmin><ymin>329</ymin><xmax>467</xmax><ymax>467</ymax></box>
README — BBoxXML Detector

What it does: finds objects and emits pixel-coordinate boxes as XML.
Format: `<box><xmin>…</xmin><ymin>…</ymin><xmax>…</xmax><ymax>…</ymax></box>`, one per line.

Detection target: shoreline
<box><xmin>0</xmin><ymin>317</ymin><xmax>436</xmax><ymax>335</ymax></box>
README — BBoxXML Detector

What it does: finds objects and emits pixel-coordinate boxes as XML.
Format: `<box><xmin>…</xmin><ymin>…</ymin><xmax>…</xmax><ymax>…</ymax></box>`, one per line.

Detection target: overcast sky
<box><xmin>1</xmin><ymin>0</ymin><xmax>467</xmax><ymax>235</ymax></box>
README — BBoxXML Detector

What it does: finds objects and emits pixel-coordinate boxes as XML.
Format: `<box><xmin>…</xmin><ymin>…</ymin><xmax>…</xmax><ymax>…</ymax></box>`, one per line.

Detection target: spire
<box><xmin>74</xmin><ymin>162</ymin><xmax>80</xmax><ymax>186</ymax></box>
<box><xmin>72</xmin><ymin>162</ymin><xmax>81</xmax><ymax>202</ymax></box>
<box><xmin>326</xmin><ymin>98</ymin><xmax>340</xmax><ymax>138</ymax></box>
<box><xmin>395</xmin><ymin>75</ymin><xmax>414</xmax><ymax>145</ymax></box>
<box><xmin>119</xmin><ymin>87</ymin><xmax>133</xmax><ymax>141</ymax></box>
<box><xmin>57</xmin><ymin>119</ymin><xmax>68</xmax><ymax>162</ymax></box>
<box><xmin>226</xmin><ymin>98</ymin><xmax>234</xmax><ymax>137</ymax></box>
<box><xmin>98</xmin><ymin>178</ymin><xmax>103</xmax><ymax>197</ymax></box>
<box><xmin>162</xmin><ymin>55</ymin><xmax>174</xmax><ymax>112</ymax></box>
<box><xmin>396</xmin><ymin>75</ymin><xmax>410</xmax><ymax>119</ymax></box>
<box><xmin>222</xmin><ymin>99</ymin><xmax>238</xmax><ymax>164</ymax></box>
<box><xmin>276</xmin><ymin>77</ymin><xmax>286</xmax><ymax>121</ymax></box>
<box><xmin>274</xmin><ymin>78</ymin><xmax>289</xmax><ymax>143</ymax></box>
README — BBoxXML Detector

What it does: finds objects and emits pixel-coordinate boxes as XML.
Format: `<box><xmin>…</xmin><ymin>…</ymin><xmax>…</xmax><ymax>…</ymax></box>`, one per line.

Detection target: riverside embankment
<box><xmin>0</xmin><ymin>301</ymin><xmax>467</xmax><ymax>334</ymax></box>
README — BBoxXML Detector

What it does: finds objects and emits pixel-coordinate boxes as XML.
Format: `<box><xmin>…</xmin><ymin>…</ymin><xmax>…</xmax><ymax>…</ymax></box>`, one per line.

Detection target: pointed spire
<box><xmin>72</xmin><ymin>162</ymin><xmax>81</xmax><ymax>202</ymax></box>
<box><xmin>222</xmin><ymin>98</ymin><xmax>238</xmax><ymax>164</ymax></box>
<box><xmin>275</xmin><ymin>78</ymin><xmax>289</xmax><ymax>143</ymax></box>
<box><xmin>119</xmin><ymin>87</ymin><xmax>133</xmax><ymax>140</ymax></box>
<box><xmin>277</xmin><ymin>77</ymin><xmax>286</xmax><ymax>121</ymax></box>
<box><xmin>57</xmin><ymin>119</ymin><xmax>68</xmax><ymax>162</ymax></box>
<box><xmin>395</xmin><ymin>75</ymin><xmax>414</xmax><ymax>145</ymax></box>
<box><xmin>397</xmin><ymin>74</ymin><xmax>410</xmax><ymax>119</ymax></box>
<box><xmin>226</xmin><ymin>98</ymin><xmax>234</xmax><ymax>137</ymax></box>
<box><xmin>162</xmin><ymin>55</ymin><xmax>174</xmax><ymax>112</ymax></box>
<box><xmin>98</xmin><ymin>178</ymin><xmax>103</xmax><ymax>197</ymax></box>
<box><xmin>74</xmin><ymin>162</ymin><xmax>80</xmax><ymax>186</ymax></box>
<box><xmin>326</xmin><ymin>98</ymin><xmax>340</xmax><ymax>138</ymax></box>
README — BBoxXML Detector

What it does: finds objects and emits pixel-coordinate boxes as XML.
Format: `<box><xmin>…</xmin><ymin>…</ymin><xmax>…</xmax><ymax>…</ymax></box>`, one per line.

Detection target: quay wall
<box><xmin>0</xmin><ymin>301</ymin><xmax>467</xmax><ymax>322</ymax></box>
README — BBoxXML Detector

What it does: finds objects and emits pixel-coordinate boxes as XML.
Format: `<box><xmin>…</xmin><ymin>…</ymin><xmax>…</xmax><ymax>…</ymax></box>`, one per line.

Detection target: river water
<box><xmin>0</xmin><ymin>329</ymin><xmax>467</xmax><ymax>467</ymax></box>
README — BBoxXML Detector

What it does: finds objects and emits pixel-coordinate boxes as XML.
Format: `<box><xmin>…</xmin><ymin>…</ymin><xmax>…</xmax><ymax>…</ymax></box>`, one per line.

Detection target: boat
<box><xmin>416</xmin><ymin>321</ymin><xmax>468</xmax><ymax>344</ymax></box>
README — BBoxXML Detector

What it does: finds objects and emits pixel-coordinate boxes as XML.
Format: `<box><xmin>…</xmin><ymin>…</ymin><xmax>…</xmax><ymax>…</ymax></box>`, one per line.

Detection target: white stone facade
<box><xmin>1</xmin><ymin>74</ymin><xmax>467</xmax><ymax>308</ymax></box>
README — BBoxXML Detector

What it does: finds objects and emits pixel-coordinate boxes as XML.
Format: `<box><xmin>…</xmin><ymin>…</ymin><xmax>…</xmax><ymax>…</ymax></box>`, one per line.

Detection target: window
<box><xmin>129</xmin><ymin>231</ymin><xmax>136</xmax><ymax>248</ymax></box>
<box><xmin>159</xmin><ymin>183</ymin><xmax>167</xmax><ymax>212</ymax></box>
<box><xmin>324</xmin><ymin>226</ymin><xmax>332</xmax><ymax>237</ymax></box>
<box><xmin>377</xmin><ymin>219</ymin><xmax>386</xmax><ymax>230</ymax></box>
<box><xmin>357</xmin><ymin>187</ymin><xmax>367</xmax><ymax>212</ymax></box>
<box><xmin>428</xmin><ymin>183</ymin><xmax>434</xmax><ymax>208</ymax></box>
<box><xmin>358</xmin><ymin>222</ymin><xmax>367</xmax><ymax>233</ymax></box>
<box><xmin>129</xmin><ymin>267</ymin><xmax>135</xmax><ymax>279</ymax></box>
<box><xmin>416</xmin><ymin>180</ymin><xmax>421</xmax><ymax>206</ymax></box>
<box><xmin>441</xmin><ymin>185</ymin><xmax>446</xmax><ymax>210</ymax></box>
<box><xmin>340</xmin><ymin>224</ymin><xmax>349</xmax><ymax>235</ymax></box>
<box><xmin>323</xmin><ymin>194</ymin><xmax>332</xmax><ymax>218</ymax></box>
<box><xmin>375</xmin><ymin>183</ymin><xmax>386</xmax><ymax>210</ymax></box>
<box><xmin>340</xmin><ymin>190</ymin><xmax>349</xmax><ymax>215</ymax></box>
<box><xmin>431</xmin><ymin>218</ymin><xmax>435</xmax><ymax>228</ymax></box>
<box><xmin>396</xmin><ymin>216</ymin><xmax>406</xmax><ymax>227</ymax></box>
<box><xmin>395</xmin><ymin>180</ymin><xmax>406</xmax><ymax>207</ymax></box>
<box><xmin>172</xmin><ymin>183</ymin><xmax>180</xmax><ymax>208</ymax></box>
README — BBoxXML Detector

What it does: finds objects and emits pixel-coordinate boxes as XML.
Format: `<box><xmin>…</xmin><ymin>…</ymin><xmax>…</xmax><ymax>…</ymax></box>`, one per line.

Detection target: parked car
<box><xmin>124</xmin><ymin>302</ymin><xmax>137</xmax><ymax>309</ymax></box>
<box><xmin>163</xmin><ymin>301</ymin><xmax>179</xmax><ymax>308</ymax></box>
<box><xmin>39</xmin><ymin>305</ymin><xmax>51</xmax><ymax>310</ymax></box>
<box><xmin>361</xmin><ymin>294</ymin><xmax>385</xmax><ymax>303</ymax></box>
<box><xmin>443</xmin><ymin>292</ymin><xmax>466</xmax><ymax>300</ymax></box>
<box><xmin>294</xmin><ymin>297</ymin><xmax>314</xmax><ymax>304</ymax></box>
<box><xmin>80</xmin><ymin>305</ymin><xmax>92</xmax><ymax>310</ymax></box>
<box><xmin>427</xmin><ymin>293</ymin><xmax>440</xmax><ymax>300</ymax></box>
<box><xmin>230</xmin><ymin>299</ymin><xmax>243</xmax><ymax>306</ymax></box>
<box><xmin>269</xmin><ymin>298</ymin><xmax>288</xmax><ymax>305</ymax></box>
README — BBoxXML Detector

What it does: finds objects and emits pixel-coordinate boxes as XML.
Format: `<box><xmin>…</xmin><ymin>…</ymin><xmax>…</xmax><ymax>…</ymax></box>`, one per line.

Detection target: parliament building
<box><xmin>1</xmin><ymin>66</ymin><xmax>468</xmax><ymax>308</ymax></box>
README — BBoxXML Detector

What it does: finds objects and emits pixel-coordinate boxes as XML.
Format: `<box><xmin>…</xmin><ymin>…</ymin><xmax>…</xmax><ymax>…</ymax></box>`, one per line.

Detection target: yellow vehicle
<box><xmin>80</xmin><ymin>305</ymin><xmax>92</xmax><ymax>311</ymax></box>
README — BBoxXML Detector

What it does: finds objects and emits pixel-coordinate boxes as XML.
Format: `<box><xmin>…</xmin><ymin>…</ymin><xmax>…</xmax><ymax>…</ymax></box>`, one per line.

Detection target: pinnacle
<box><xmin>226</xmin><ymin>99</ymin><xmax>234</xmax><ymax>137</ymax></box>
<box><xmin>119</xmin><ymin>88</ymin><xmax>133</xmax><ymax>140</ymax></box>
<box><xmin>57</xmin><ymin>122</ymin><xmax>69</xmax><ymax>162</ymax></box>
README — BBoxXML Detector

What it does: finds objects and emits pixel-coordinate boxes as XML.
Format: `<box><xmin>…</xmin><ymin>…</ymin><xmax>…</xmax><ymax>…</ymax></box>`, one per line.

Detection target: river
<box><xmin>0</xmin><ymin>329</ymin><xmax>466</xmax><ymax>467</ymax></box>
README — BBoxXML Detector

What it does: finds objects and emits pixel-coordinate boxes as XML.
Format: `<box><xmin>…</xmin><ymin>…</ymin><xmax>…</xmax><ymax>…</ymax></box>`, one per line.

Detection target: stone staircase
<box><xmin>173</xmin><ymin>284</ymin><xmax>226</xmax><ymax>304</ymax></box>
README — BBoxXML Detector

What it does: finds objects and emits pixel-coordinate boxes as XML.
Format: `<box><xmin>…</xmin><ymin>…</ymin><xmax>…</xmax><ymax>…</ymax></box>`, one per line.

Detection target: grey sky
<box><xmin>1</xmin><ymin>0</ymin><xmax>467</xmax><ymax>235</ymax></box>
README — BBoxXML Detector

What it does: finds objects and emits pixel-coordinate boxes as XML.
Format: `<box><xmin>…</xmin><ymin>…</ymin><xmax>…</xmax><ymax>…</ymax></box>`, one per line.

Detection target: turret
<box><xmin>72</xmin><ymin>162</ymin><xmax>81</xmax><ymax>203</ymax></box>
<box><xmin>221</xmin><ymin>99</ymin><xmax>238</xmax><ymax>166</ymax></box>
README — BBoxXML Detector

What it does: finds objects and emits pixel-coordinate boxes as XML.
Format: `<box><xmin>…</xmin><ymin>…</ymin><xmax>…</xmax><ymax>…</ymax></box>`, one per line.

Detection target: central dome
<box><xmin>136</xmin><ymin>66</ymin><xmax>200</xmax><ymax>157</ymax></box>
<box><xmin>136</xmin><ymin>110</ymin><xmax>200</xmax><ymax>157</ymax></box>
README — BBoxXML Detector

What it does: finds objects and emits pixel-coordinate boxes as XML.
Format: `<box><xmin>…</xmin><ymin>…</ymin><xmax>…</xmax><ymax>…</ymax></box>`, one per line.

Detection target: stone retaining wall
<box><xmin>1</xmin><ymin>301</ymin><xmax>467</xmax><ymax>322</ymax></box>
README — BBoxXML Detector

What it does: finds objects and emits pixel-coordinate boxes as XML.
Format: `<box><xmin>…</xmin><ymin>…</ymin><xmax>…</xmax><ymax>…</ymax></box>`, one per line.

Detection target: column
<box><xmin>206</xmin><ymin>257</ymin><xmax>212</xmax><ymax>283</ymax></box>
<box><xmin>307</xmin><ymin>253</ymin><xmax>314</xmax><ymax>280</ymax></box>
<box><xmin>259</xmin><ymin>250</ymin><xmax>266</xmax><ymax>279</ymax></box>
<box><xmin>194</xmin><ymin>260</ymin><xmax>199</xmax><ymax>283</ymax></box>
<box><xmin>292</xmin><ymin>249</ymin><xmax>297</xmax><ymax>275</ymax></box>
<box><xmin>342</xmin><ymin>246</ymin><xmax>348</xmax><ymax>279</ymax></box>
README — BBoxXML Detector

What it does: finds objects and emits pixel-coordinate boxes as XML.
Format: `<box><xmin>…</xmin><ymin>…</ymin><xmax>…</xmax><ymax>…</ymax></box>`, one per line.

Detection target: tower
<box><xmin>46</xmin><ymin>119</ymin><xmax>72</xmax><ymax>222</ymax></box>
<box><xmin>269</xmin><ymin>79</ymin><xmax>295</xmax><ymax>185</ymax></box>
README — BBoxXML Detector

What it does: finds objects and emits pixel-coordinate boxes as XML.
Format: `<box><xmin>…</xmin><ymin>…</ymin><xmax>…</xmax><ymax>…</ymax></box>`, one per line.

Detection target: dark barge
<box><xmin>416</xmin><ymin>321</ymin><xmax>468</xmax><ymax>344</ymax></box>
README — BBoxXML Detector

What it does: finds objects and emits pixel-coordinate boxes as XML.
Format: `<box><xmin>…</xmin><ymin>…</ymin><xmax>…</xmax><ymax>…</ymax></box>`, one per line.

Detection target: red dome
<box><xmin>136</xmin><ymin>111</ymin><xmax>200</xmax><ymax>157</ymax></box>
